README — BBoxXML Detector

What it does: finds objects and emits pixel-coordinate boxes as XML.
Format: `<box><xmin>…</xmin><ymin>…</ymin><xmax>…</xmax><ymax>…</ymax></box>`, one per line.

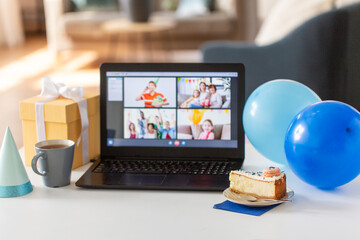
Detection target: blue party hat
<box><xmin>0</xmin><ymin>127</ymin><xmax>33</xmax><ymax>197</ymax></box>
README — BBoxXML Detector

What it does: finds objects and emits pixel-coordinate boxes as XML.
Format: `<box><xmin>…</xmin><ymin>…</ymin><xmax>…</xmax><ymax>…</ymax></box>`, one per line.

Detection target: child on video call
<box><xmin>136</xmin><ymin>80</ymin><xmax>169</xmax><ymax>108</ymax></box>
<box><xmin>128</xmin><ymin>122</ymin><xmax>137</xmax><ymax>139</ymax></box>
<box><xmin>181</xmin><ymin>89</ymin><xmax>202</xmax><ymax>108</ymax></box>
<box><xmin>198</xmin><ymin>119</ymin><xmax>215</xmax><ymax>140</ymax></box>
<box><xmin>154</xmin><ymin>115</ymin><xmax>163</xmax><ymax>139</ymax></box>
<box><xmin>137</xmin><ymin>110</ymin><xmax>147</xmax><ymax>139</ymax></box>
<box><xmin>144</xmin><ymin>123</ymin><xmax>157</xmax><ymax>139</ymax></box>
<box><xmin>157</xmin><ymin>109</ymin><xmax>176</xmax><ymax>139</ymax></box>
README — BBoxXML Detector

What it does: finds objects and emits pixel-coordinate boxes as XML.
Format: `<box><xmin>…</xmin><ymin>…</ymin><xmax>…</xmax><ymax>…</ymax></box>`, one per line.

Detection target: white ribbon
<box><xmin>35</xmin><ymin>77</ymin><xmax>89</xmax><ymax>165</ymax></box>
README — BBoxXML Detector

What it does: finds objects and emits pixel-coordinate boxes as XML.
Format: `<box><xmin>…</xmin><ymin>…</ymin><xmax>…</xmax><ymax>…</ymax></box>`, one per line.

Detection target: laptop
<box><xmin>76</xmin><ymin>63</ymin><xmax>245</xmax><ymax>190</ymax></box>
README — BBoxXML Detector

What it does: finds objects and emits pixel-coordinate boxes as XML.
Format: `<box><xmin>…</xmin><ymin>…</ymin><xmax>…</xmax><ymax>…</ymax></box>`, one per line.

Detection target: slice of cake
<box><xmin>229</xmin><ymin>167</ymin><xmax>286</xmax><ymax>200</ymax></box>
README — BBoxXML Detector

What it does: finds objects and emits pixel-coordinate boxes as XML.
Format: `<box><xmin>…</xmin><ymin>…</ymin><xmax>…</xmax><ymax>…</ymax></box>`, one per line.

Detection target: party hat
<box><xmin>154</xmin><ymin>78</ymin><xmax>160</xmax><ymax>85</ymax></box>
<box><xmin>0</xmin><ymin>127</ymin><xmax>33</xmax><ymax>197</ymax></box>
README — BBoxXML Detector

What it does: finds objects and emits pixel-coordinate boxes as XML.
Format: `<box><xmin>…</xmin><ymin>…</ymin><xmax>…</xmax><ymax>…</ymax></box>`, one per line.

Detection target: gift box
<box><xmin>19</xmin><ymin>93</ymin><xmax>100</xmax><ymax>169</ymax></box>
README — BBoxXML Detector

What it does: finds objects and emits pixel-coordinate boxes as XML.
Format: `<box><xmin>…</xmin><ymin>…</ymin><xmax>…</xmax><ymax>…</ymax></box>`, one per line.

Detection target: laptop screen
<box><xmin>105</xmin><ymin>70</ymin><xmax>239</xmax><ymax>149</ymax></box>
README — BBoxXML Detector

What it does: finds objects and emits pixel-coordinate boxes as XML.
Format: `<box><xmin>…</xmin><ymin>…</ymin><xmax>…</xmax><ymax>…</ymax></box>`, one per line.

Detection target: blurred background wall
<box><xmin>0</xmin><ymin>0</ymin><xmax>359</xmax><ymax>147</ymax></box>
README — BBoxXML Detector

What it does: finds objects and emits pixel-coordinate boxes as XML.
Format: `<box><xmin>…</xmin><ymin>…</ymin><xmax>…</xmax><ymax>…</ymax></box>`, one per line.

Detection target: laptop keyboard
<box><xmin>93</xmin><ymin>159</ymin><xmax>236</xmax><ymax>175</ymax></box>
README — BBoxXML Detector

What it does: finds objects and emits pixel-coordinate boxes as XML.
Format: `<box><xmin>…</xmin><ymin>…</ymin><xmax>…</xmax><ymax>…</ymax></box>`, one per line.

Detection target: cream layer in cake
<box><xmin>229</xmin><ymin>170</ymin><xmax>287</xmax><ymax>200</ymax></box>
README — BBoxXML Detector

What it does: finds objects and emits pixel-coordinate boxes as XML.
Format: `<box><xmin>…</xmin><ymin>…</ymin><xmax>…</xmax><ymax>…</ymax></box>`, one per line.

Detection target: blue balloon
<box><xmin>285</xmin><ymin>101</ymin><xmax>360</xmax><ymax>189</ymax></box>
<box><xmin>243</xmin><ymin>80</ymin><xmax>321</xmax><ymax>165</ymax></box>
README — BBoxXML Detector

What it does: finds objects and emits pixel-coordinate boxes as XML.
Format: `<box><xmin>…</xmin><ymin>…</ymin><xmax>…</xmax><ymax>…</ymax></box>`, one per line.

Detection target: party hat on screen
<box><xmin>0</xmin><ymin>127</ymin><xmax>33</xmax><ymax>197</ymax></box>
<box><xmin>154</xmin><ymin>78</ymin><xmax>160</xmax><ymax>85</ymax></box>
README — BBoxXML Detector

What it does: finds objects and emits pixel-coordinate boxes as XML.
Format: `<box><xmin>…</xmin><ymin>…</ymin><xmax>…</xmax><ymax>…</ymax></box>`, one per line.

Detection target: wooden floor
<box><xmin>0</xmin><ymin>36</ymin><xmax>201</xmax><ymax>147</ymax></box>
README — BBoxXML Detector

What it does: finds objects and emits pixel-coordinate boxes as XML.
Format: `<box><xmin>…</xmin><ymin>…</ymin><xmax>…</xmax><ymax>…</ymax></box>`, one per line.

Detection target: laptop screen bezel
<box><xmin>100</xmin><ymin>63</ymin><xmax>245</xmax><ymax>160</ymax></box>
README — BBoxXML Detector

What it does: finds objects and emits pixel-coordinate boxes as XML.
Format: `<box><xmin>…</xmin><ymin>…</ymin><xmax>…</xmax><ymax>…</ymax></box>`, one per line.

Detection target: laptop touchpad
<box><xmin>105</xmin><ymin>174</ymin><xmax>166</xmax><ymax>186</ymax></box>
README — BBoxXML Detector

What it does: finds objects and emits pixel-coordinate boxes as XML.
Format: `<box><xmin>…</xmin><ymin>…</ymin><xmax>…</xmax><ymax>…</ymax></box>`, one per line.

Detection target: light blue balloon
<box><xmin>243</xmin><ymin>80</ymin><xmax>321</xmax><ymax>165</ymax></box>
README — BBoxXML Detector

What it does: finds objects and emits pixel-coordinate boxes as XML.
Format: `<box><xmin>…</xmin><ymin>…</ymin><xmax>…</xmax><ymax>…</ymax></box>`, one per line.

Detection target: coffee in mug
<box><xmin>32</xmin><ymin>139</ymin><xmax>75</xmax><ymax>187</ymax></box>
<box><xmin>39</xmin><ymin>144</ymin><xmax>69</xmax><ymax>150</ymax></box>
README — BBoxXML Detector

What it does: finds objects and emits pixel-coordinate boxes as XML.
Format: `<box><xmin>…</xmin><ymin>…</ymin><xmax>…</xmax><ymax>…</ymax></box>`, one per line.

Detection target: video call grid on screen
<box><xmin>106</xmin><ymin>71</ymin><xmax>238</xmax><ymax>148</ymax></box>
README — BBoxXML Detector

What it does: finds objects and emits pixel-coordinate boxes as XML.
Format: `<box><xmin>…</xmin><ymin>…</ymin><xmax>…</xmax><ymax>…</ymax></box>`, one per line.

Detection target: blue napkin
<box><xmin>213</xmin><ymin>200</ymin><xmax>282</xmax><ymax>216</ymax></box>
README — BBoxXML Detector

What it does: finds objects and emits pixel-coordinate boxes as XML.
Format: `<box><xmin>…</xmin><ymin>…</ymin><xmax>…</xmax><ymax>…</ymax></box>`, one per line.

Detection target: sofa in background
<box><xmin>44</xmin><ymin>0</ymin><xmax>257</xmax><ymax>55</ymax></box>
<box><xmin>178</xmin><ymin>124</ymin><xmax>230</xmax><ymax>140</ymax></box>
<box><xmin>177</xmin><ymin>93</ymin><xmax>229</xmax><ymax>108</ymax></box>
<box><xmin>202</xmin><ymin>3</ymin><xmax>360</xmax><ymax>110</ymax></box>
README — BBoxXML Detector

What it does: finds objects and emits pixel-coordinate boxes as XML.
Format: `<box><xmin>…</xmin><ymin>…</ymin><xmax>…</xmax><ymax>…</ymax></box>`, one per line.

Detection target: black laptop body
<box><xmin>76</xmin><ymin>63</ymin><xmax>245</xmax><ymax>190</ymax></box>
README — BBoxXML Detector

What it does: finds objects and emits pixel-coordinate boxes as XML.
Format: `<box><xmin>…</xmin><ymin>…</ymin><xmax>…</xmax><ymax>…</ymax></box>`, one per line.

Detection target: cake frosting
<box><xmin>231</xmin><ymin>169</ymin><xmax>285</xmax><ymax>181</ymax></box>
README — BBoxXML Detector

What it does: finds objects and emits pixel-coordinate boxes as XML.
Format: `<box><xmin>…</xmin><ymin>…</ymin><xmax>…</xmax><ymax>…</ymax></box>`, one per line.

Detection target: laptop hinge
<box><xmin>100</xmin><ymin>155</ymin><xmax>240</xmax><ymax>162</ymax></box>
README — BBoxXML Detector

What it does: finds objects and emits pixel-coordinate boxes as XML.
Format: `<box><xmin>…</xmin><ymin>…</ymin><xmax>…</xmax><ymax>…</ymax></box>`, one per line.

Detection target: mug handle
<box><xmin>31</xmin><ymin>152</ymin><xmax>48</xmax><ymax>176</ymax></box>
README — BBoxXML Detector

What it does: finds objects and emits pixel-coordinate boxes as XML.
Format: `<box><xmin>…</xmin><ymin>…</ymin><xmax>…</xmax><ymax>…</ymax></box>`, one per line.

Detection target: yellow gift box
<box><xmin>19</xmin><ymin>93</ymin><xmax>100</xmax><ymax>169</ymax></box>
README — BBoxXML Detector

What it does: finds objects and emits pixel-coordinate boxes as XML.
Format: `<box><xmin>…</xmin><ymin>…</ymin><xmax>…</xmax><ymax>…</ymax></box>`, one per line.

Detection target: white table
<box><xmin>1</xmin><ymin>140</ymin><xmax>360</xmax><ymax>240</ymax></box>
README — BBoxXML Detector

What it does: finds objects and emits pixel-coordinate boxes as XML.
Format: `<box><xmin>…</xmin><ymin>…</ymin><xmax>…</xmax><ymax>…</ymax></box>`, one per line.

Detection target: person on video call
<box><xmin>157</xmin><ymin>109</ymin><xmax>176</xmax><ymax>139</ymax></box>
<box><xmin>198</xmin><ymin>119</ymin><xmax>215</xmax><ymax>140</ymax></box>
<box><xmin>199</xmin><ymin>82</ymin><xmax>210</xmax><ymax>102</ymax></box>
<box><xmin>138</xmin><ymin>110</ymin><xmax>148</xmax><ymax>139</ymax></box>
<box><xmin>144</xmin><ymin>123</ymin><xmax>157</xmax><ymax>139</ymax></box>
<box><xmin>136</xmin><ymin>81</ymin><xmax>169</xmax><ymax>108</ymax></box>
<box><xmin>128</xmin><ymin>122</ymin><xmax>138</xmax><ymax>139</ymax></box>
<box><xmin>208</xmin><ymin>84</ymin><xmax>222</xmax><ymax>108</ymax></box>
<box><xmin>181</xmin><ymin>89</ymin><xmax>202</xmax><ymax>108</ymax></box>
<box><xmin>154</xmin><ymin>115</ymin><xmax>163</xmax><ymax>139</ymax></box>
